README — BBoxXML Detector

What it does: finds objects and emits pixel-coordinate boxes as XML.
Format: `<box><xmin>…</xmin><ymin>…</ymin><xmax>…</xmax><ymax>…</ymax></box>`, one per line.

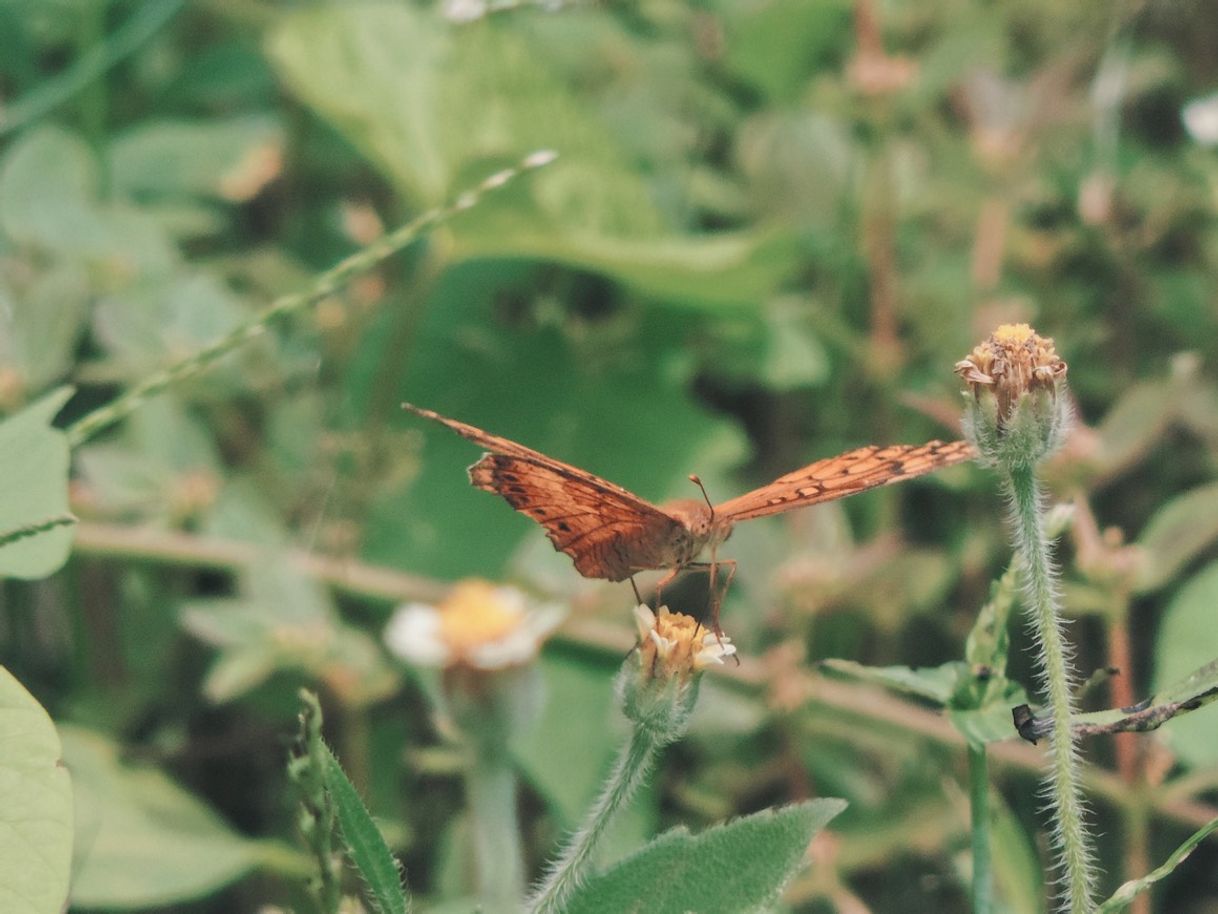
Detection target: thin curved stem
<box><xmin>527</xmin><ymin>724</ymin><xmax>663</xmax><ymax>914</ymax></box>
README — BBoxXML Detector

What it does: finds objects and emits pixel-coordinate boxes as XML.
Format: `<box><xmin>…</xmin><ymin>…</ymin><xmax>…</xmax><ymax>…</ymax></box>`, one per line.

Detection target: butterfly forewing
<box><xmin>405</xmin><ymin>403</ymin><xmax>689</xmax><ymax>581</ymax></box>
<box><xmin>713</xmin><ymin>438</ymin><xmax>974</xmax><ymax>522</ymax></box>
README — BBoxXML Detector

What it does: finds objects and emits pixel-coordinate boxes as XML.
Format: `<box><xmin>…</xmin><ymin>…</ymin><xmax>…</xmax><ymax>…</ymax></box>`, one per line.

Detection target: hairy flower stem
<box><xmin>469</xmin><ymin>747</ymin><xmax>525</xmax><ymax>913</ymax></box>
<box><xmin>1006</xmin><ymin>465</ymin><xmax>1096</xmax><ymax>913</ymax></box>
<box><xmin>528</xmin><ymin>724</ymin><xmax>664</xmax><ymax>914</ymax></box>
<box><xmin>969</xmin><ymin>744</ymin><xmax>994</xmax><ymax>914</ymax></box>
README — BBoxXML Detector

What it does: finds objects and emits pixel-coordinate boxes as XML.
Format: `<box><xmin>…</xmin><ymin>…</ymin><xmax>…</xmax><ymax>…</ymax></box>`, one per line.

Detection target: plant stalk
<box><xmin>1006</xmin><ymin>464</ymin><xmax>1096</xmax><ymax>913</ymax></box>
<box><xmin>528</xmin><ymin>724</ymin><xmax>662</xmax><ymax>914</ymax></box>
<box><xmin>468</xmin><ymin>747</ymin><xmax>525</xmax><ymax>914</ymax></box>
<box><xmin>969</xmin><ymin>744</ymin><xmax>994</xmax><ymax>914</ymax></box>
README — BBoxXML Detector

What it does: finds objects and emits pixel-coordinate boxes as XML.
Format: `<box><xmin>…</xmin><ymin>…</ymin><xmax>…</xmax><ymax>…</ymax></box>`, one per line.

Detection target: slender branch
<box><xmin>65</xmin><ymin>150</ymin><xmax>557</xmax><ymax>447</ymax></box>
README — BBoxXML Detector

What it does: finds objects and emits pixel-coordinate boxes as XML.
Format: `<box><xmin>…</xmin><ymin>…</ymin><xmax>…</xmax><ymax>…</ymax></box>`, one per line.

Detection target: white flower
<box><xmin>1183</xmin><ymin>92</ymin><xmax>1218</xmax><ymax>147</ymax></box>
<box><xmin>384</xmin><ymin>581</ymin><xmax>564</xmax><ymax>670</ymax></box>
<box><xmin>632</xmin><ymin>604</ymin><xmax>736</xmax><ymax>678</ymax></box>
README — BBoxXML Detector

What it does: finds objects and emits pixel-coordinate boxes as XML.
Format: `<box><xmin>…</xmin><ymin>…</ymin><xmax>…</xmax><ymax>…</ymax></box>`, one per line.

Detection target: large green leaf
<box><xmin>64</xmin><ymin>726</ymin><xmax>264</xmax><ymax>908</ymax></box>
<box><xmin>0</xmin><ymin>667</ymin><xmax>73</xmax><ymax>914</ymax></box>
<box><xmin>563</xmin><ymin>799</ymin><xmax>846</xmax><ymax>914</ymax></box>
<box><xmin>361</xmin><ymin>264</ymin><xmax>747</xmax><ymax>580</ymax></box>
<box><xmin>0</xmin><ymin>387</ymin><xmax>75</xmax><ymax>579</ymax></box>
<box><xmin>266</xmin><ymin>4</ymin><xmax>799</xmax><ymax>308</ymax></box>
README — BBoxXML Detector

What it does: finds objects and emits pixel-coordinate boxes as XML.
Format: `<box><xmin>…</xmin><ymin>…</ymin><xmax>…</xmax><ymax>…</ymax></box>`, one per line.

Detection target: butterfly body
<box><xmin>403</xmin><ymin>402</ymin><xmax>973</xmax><ymax>593</ymax></box>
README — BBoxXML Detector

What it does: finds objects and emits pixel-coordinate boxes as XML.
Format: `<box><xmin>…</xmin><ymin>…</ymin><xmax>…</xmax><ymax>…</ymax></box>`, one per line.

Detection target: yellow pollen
<box><xmin>991</xmin><ymin>322</ymin><xmax>1036</xmax><ymax>346</ymax></box>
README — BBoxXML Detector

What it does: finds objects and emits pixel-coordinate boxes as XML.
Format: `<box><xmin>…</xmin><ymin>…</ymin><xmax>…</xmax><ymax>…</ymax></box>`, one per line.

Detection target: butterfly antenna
<box><xmin>688</xmin><ymin>474</ymin><xmax>715</xmax><ymax>523</ymax></box>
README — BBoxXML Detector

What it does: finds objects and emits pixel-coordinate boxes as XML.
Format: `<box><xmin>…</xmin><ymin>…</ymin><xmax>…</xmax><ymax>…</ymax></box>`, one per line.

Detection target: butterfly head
<box><xmin>664</xmin><ymin>498</ymin><xmax>734</xmax><ymax>551</ymax></box>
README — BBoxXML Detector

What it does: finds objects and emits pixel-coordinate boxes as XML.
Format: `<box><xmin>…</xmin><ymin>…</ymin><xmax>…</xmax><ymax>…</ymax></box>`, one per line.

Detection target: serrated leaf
<box><xmin>563</xmin><ymin>799</ymin><xmax>846</xmax><ymax>914</ymax></box>
<box><xmin>1096</xmin><ymin>815</ymin><xmax>1218</xmax><ymax>913</ymax></box>
<box><xmin>322</xmin><ymin>745</ymin><xmax>410</xmax><ymax>914</ymax></box>
<box><xmin>64</xmin><ymin>726</ymin><xmax>263</xmax><ymax>908</ymax></box>
<box><xmin>0</xmin><ymin>387</ymin><xmax>75</xmax><ymax>579</ymax></box>
<box><xmin>0</xmin><ymin>666</ymin><xmax>73</xmax><ymax>914</ymax></box>
<box><xmin>1134</xmin><ymin>482</ymin><xmax>1218</xmax><ymax>592</ymax></box>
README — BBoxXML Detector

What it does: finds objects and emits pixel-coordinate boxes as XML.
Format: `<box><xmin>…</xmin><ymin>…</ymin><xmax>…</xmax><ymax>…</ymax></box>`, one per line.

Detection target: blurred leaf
<box><xmin>0</xmin><ymin>666</ymin><xmax>73</xmax><ymax>914</ymax></box>
<box><xmin>1096</xmin><ymin>815</ymin><xmax>1218</xmax><ymax>913</ymax></box>
<box><xmin>109</xmin><ymin>115</ymin><xmax>284</xmax><ymax>202</ymax></box>
<box><xmin>1090</xmin><ymin>380</ymin><xmax>1178</xmax><ymax>483</ymax></box>
<box><xmin>267</xmin><ymin>5</ymin><xmax>799</xmax><ymax>307</ymax></box>
<box><xmin>512</xmin><ymin>650</ymin><xmax>619</xmax><ymax>827</ymax></box>
<box><xmin>363</xmin><ymin>265</ymin><xmax>747</xmax><ymax>579</ymax></box>
<box><xmin>0</xmin><ymin>125</ymin><xmax>176</xmax><ymax>273</ymax></box>
<box><xmin>0</xmin><ymin>387</ymin><xmax>75</xmax><ymax>579</ymax></box>
<box><xmin>180</xmin><ymin>559</ymin><xmax>398</xmax><ymax>706</ymax></box>
<box><xmin>564</xmin><ymin>799</ymin><xmax>846</xmax><ymax>914</ymax></box>
<box><xmin>1152</xmin><ymin>561</ymin><xmax>1218</xmax><ymax>767</ymax></box>
<box><xmin>988</xmin><ymin>787</ymin><xmax>1045</xmax><ymax>914</ymax></box>
<box><xmin>1134</xmin><ymin>481</ymin><xmax>1218</xmax><ymax>593</ymax></box>
<box><xmin>0</xmin><ymin>262</ymin><xmax>91</xmax><ymax>391</ymax></box>
<box><xmin>0</xmin><ymin>124</ymin><xmax>98</xmax><ymax>249</ymax></box>
<box><xmin>716</xmin><ymin>0</ymin><xmax>852</xmax><ymax>103</ymax></box>
<box><xmin>822</xmin><ymin>658</ymin><xmax>959</xmax><ymax>704</ymax></box>
<box><xmin>322</xmin><ymin>745</ymin><xmax>409</xmax><ymax>914</ymax></box>
<box><xmin>64</xmin><ymin>726</ymin><xmax>261</xmax><ymax>908</ymax></box>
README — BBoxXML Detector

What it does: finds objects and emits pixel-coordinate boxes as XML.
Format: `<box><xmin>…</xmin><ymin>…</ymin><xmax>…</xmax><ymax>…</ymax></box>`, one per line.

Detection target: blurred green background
<box><xmin>4</xmin><ymin>0</ymin><xmax>1218</xmax><ymax>911</ymax></box>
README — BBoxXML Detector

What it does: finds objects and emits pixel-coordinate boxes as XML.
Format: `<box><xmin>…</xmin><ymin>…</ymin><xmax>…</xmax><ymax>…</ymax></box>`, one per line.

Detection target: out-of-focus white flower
<box><xmin>1183</xmin><ymin>92</ymin><xmax>1218</xmax><ymax>147</ymax></box>
<box><xmin>384</xmin><ymin>581</ymin><xmax>564</xmax><ymax>670</ymax></box>
<box><xmin>632</xmin><ymin>605</ymin><xmax>736</xmax><ymax>678</ymax></box>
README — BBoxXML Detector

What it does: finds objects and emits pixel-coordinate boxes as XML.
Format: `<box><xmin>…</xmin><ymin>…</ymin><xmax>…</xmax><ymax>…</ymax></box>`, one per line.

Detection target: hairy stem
<box><xmin>528</xmin><ymin>724</ymin><xmax>663</xmax><ymax>914</ymax></box>
<box><xmin>1006</xmin><ymin>465</ymin><xmax>1096</xmax><ymax>913</ymax></box>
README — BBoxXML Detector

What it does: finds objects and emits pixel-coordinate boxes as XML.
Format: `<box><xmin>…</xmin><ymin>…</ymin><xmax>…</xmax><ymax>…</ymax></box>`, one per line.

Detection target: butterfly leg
<box><xmin>651</xmin><ymin>566</ymin><xmax>684</xmax><ymax>608</ymax></box>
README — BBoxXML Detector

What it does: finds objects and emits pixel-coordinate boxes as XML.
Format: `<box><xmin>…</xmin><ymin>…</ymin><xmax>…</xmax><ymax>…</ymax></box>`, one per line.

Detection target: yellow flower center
<box><xmin>438</xmin><ymin>581</ymin><xmax>524</xmax><ymax>655</ymax></box>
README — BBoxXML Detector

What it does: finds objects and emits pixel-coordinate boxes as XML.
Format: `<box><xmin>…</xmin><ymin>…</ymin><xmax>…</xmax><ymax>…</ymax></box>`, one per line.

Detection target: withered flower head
<box><xmin>956</xmin><ymin>323</ymin><xmax>1070</xmax><ymax>468</ymax></box>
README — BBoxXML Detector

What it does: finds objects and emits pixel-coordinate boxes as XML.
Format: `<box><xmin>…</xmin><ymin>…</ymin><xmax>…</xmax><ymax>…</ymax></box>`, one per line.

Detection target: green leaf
<box><xmin>0</xmin><ymin>125</ymin><xmax>99</xmax><ymax>249</ymax></box>
<box><xmin>1152</xmin><ymin>561</ymin><xmax>1218</xmax><ymax>766</ymax></box>
<box><xmin>322</xmin><ymin>745</ymin><xmax>410</xmax><ymax>914</ymax></box>
<box><xmin>109</xmin><ymin>115</ymin><xmax>284</xmax><ymax>202</ymax></box>
<box><xmin>564</xmin><ymin>799</ymin><xmax>845</xmax><ymax>914</ymax></box>
<box><xmin>180</xmin><ymin>559</ymin><xmax>398</xmax><ymax>705</ymax></box>
<box><xmin>1135</xmin><ymin>481</ymin><xmax>1218</xmax><ymax>592</ymax></box>
<box><xmin>64</xmin><ymin>726</ymin><xmax>263</xmax><ymax>908</ymax></box>
<box><xmin>1096</xmin><ymin>815</ymin><xmax>1218</xmax><ymax>913</ymax></box>
<box><xmin>821</xmin><ymin>658</ymin><xmax>960</xmax><ymax>704</ymax></box>
<box><xmin>1062</xmin><ymin>657</ymin><xmax>1218</xmax><ymax>738</ymax></box>
<box><xmin>512</xmin><ymin>651</ymin><xmax>620</xmax><ymax>827</ymax></box>
<box><xmin>267</xmin><ymin>5</ymin><xmax>799</xmax><ymax>308</ymax></box>
<box><xmin>0</xmin><ymin>666</ymin><xmax>73</xmax><ymax>914</ymax></box>
<box><xmin>0</xmin><ymin>387</ymin><xmax>75</xmax><ymax>579</ymax></box>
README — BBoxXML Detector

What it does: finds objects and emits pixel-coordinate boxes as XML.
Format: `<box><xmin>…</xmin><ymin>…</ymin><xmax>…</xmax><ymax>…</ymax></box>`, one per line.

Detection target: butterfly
<box><xmin>403</xmin><ymin>403</ymin><xmax>973</xmax><ymax>615</ymax></box>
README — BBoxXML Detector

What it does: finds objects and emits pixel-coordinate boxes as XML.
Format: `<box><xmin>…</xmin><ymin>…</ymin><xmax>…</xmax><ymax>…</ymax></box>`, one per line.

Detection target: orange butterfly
<box><xmin>404</xmin><ymin>403</ymin><xmax>972</xmax><ymax>614</ymax></box>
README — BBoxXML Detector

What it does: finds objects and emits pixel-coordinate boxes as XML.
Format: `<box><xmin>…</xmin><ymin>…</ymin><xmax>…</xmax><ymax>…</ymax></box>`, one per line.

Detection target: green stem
<box><xmin>528</xmin><ymin>724</ymin><xmax>664</xmax><ymax>914</ymax></box>
<box><xmin>469</xmin><ymin>747</ymin><xmax>525</xmax><ymax>914</ymax></box>
<box><xmin>969</xmin><ymin>744</ymin><xmax>994</xmax><ymax>914</ymax></box>
<box><xmin>64</xmin><ymin>150</ymin><xmax>557</xmax><ymax>447</ymax></box>
<box><xmin>1006</xmin><ymin>465</ymin><xmax>1096</xmax><ymax>914</ymax></box>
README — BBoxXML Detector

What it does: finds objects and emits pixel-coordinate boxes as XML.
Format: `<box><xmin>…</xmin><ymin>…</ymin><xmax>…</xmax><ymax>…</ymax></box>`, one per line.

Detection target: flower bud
<box><xmin>955</xmin><ymin>323</ymin><xmax>1070</xmax><ymax>469</ymax></box>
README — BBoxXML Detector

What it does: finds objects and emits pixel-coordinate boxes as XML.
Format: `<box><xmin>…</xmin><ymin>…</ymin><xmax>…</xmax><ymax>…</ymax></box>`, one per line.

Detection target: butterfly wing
<box><xmin>714</xmin><ymin>438</ymin><xmax>974</xmax><ymax>522</ymax></box>
<box><xmin>404</xmin><ymin>403</ymin><xmax>688</xmax><ymax>581</ymax></box>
